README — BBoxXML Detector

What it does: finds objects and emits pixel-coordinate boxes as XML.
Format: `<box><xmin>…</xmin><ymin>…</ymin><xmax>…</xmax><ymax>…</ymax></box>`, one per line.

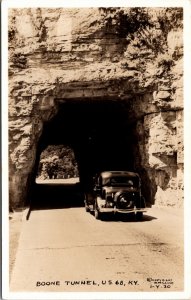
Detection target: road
<box><xmin>10</xmin><ymin>200</ymin><xmax>184</xmax><ymax>293</ymax></box>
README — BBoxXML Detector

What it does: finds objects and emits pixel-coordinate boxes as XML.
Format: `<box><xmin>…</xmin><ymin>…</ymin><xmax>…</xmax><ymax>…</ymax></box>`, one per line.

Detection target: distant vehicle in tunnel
<box><xmin>84</xmin><ymin>171</ymin><xmax>147</xmax><ymax>220</ymax></box>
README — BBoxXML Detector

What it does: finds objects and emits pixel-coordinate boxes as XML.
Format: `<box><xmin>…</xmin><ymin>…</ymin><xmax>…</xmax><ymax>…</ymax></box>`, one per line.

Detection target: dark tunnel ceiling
<box><xmin>38</xmin><ymin>100</ymin><xmax>137</xmax><ymax>180</ymax></box>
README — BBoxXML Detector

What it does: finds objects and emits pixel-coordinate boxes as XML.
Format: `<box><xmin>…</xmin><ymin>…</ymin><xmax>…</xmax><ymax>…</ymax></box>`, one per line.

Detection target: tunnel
<box><xmin>29</xmin><ymin>97</ymin><xmax>151</xmax><ymax>210</ymax></box>
<box><xmin>8</xmin><ymin>7</ymin><xmax>183</xmax><ymax>210</ymax></box>
<box><xmin>38</xmin><ymin>100</ymin><xmax>136</xmax><ymax>179</ymax></box>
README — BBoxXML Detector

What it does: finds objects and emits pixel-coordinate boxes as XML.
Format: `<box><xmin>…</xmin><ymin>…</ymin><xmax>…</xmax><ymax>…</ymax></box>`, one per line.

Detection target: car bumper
<box><xmin>99</xmin><ymin>207</ymin><xmax>147</xmax><ymax>214</ymax></box>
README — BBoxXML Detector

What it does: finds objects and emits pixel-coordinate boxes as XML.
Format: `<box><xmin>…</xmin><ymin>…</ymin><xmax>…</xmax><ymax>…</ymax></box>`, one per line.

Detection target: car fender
<box><xmin>96</xmin><ymin>196</ymin><xmax>106</xmax><ymax>209</ymax></box>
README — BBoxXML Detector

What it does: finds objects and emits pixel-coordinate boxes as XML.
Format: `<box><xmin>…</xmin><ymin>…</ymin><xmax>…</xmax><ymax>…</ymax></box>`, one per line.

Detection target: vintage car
<box><xmin>84</xmin><ymin>171</ymin><xmax>147</xmax><ymax>220</ymax></box>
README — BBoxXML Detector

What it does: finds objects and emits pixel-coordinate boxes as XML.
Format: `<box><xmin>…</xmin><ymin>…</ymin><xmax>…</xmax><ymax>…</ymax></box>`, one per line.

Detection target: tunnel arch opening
<box><xmin>36</xmin><ymin>144</ymin><xmax>79</xmax><ymax>180</ymax></box>
<box><xmin>28</xmin><ymin>96</ymin><xmax>154</xmax><ymax>209</ymax></box>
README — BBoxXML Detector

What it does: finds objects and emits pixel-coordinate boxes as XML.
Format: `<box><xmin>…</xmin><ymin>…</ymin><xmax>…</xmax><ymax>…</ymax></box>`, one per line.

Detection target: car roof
<box><xmin>100</xmin><ymin>171</ymin><xmax>140</xmax><ymax>178</ymax></box>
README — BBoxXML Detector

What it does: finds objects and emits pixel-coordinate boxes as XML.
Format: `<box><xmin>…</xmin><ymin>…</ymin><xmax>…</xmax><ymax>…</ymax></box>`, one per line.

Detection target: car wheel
<box><xmin>136</xmin><ymin>212</ymin><xmax>143</xmax><ymax>221</ymax></box>
<box><xmin>94</xmin><ymin>207</ymin><xmax>99</xmax><ymax>219</ymax></box>
<box><xmin>94</xmin><ymin>206</ymin><xmax>101</xmax><ymax>220</ymax></box>
<box><xmin>85</xmin><ymin>205</ymin><xmax>90</xmax><ymax>212</ymax></box>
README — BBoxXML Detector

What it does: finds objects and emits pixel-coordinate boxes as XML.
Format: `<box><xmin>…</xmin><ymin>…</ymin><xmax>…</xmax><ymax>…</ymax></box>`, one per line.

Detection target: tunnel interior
<box><xmin>30</xmin><ymin>98</ymin><xmax>147</xmax><ymax>209</ymax></box>
<box><xmin>37</xmin><ymin>100</ymin><xmax>136</xmax><ymax>183</ymax></box>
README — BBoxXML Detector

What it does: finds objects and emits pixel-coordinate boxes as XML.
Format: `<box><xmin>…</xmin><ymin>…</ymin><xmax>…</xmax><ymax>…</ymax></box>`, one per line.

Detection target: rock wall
<box><xmin>8</xmin><ymin>8</ymin><xmax>183</xmax><ymax>208</ymax></box>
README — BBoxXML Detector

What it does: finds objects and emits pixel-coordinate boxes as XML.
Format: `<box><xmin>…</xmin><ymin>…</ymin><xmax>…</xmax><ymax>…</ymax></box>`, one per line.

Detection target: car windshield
<box><xmin>102</xmin><ymin>176</ymin><xmax>139</xmax><ymax>187</ymax></box>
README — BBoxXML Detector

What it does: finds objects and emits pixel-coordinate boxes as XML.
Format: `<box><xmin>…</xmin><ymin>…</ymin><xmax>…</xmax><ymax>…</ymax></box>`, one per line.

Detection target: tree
<box><xmin>37</xmin><ymin>145</ymin><xmax>79</xmax><ymax>179</ymax></box>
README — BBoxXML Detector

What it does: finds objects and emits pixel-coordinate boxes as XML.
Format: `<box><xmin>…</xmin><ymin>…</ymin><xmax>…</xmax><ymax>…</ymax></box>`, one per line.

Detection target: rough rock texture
<box><xmin>8</xmin><ymin>8</ymin><xmax>183</xmax><ymax>208</ymax></box>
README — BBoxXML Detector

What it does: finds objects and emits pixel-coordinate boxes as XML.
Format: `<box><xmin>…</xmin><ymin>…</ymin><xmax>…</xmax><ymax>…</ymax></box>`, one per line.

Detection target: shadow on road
<box><xmin>89</xmin><ymin>211</ymin><xmax>157</xmax><ymax>222</ymax></box>
<box><xmin>28</xmin><ymin>182</ymin><xmax>84</xmax><ymax>212</ymax></box>
<box><xmin>27</xmin><ymin>182</ymin><xmax>157</xmax><ymax>224</ymax></box>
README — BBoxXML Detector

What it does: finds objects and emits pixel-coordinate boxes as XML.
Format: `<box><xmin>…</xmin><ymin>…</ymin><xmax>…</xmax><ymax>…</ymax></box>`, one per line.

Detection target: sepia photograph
<box><xmin>2</xmin><ymin>0</ymin><xmax>191</xmax><ymax>299</ymax></box>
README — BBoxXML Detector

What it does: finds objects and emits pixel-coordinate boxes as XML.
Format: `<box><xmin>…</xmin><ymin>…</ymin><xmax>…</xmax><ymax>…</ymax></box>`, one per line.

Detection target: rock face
<box><xmin>8</xmin><ymin>8</ymin><xmax>183</xmax><ymax>208</ymax></box>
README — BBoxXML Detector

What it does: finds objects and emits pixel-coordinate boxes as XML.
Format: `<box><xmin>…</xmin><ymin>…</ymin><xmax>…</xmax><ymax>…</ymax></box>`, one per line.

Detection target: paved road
<box><xmin>10</xmin><ymin>205</ymin><xmax>184</xmax><ymax>292</ymax></box>
<box><xmin>36</xmin><ymin>178</ymin><xmax>80</xmax><ymax>184</ymax></box>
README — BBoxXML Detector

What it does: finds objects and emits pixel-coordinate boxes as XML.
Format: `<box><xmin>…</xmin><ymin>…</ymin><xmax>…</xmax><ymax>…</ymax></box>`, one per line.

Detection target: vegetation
<box><xmin>99</xmin><ymin>7</ymin><xmax>183</xmax><ymax>51</ymax></box>
<box><xmin>99</xmin><ymin>7</ymin><xmax>183</xmax><ymax>80</ymax></box>
<box><xmin>37</xmin><ymin>145</ymin><xmax>79</xmax><ymax>179</ymax></box>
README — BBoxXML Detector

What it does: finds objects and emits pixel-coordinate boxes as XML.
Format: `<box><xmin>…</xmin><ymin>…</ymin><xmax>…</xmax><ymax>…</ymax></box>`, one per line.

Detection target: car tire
<box><xmin>85</xmin><ymin>205</ymin><xmax>90</xmax><ymax>212</ymax></box>
<box><xmin>94</xmin><ymin>204</ymin><xmax>102</xmax><ymax>220</ymax></box>
<box><xmin>94</xmin><ymin>207</ymin><xmax>100</xmax><ymax>219</ymax></box>
<box><xmin>136</xmin><ymin>212</ymin><xmax>143</xmax><ymax>221</ymax></box>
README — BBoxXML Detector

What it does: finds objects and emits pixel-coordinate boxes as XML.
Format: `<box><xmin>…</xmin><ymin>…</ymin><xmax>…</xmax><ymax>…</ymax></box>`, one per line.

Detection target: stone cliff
<box><xmin>8</xmin><ymin>7</ymin><xmax>183</xmax><ymax>208</ymax></box>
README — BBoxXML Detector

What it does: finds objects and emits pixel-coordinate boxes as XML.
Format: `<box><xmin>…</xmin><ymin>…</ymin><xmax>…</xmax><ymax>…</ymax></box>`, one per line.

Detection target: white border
<box><xmin>2</xmin><ymin>0</ymin><xmax>191</xmax><ymax>299</ymax></box>
<box><xmin>184</xmin><ymin>1</ymin><xmax>191</xmax><ymax>299</ymax></box>
<box><xmin>0</xmin><ymin>0</ymin><xmax>187</xmax><ymax>8</ymax></box>
<box><xmin>2</xmin><ymin>1</ymin><xmax>9</xmax><ymax>299</ymax></box>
